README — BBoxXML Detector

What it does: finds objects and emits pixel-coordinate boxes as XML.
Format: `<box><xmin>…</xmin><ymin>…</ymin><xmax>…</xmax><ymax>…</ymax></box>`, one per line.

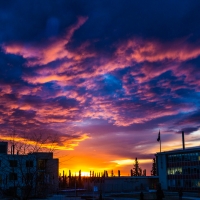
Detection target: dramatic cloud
<box><xmin>0</xmin><ymin>0</ymin><xmax>200</xmax><ymax>175</ymax></box>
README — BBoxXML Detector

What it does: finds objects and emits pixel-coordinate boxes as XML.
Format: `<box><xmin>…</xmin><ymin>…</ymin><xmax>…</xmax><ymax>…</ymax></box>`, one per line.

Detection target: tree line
<box><xmin>130</xmin><ymin>157</ymin><xmax>157</xmax><ymax>176</ymax></box>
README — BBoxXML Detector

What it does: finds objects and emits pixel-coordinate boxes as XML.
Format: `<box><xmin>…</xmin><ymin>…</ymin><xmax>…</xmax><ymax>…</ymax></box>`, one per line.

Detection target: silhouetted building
<box><xmin>0</xmin><ymin>142</ymin><xmax>59</xmax><ymax>198</ymax></box>
<box><xmin>156</xmin><ymin>147</ymin><xmax>200</xmax><ymax>191</ymax></box>
<box><xmin>0</xmin><ymin>142</ymin><xmax>8</xmax><ymax>154</ymax></box>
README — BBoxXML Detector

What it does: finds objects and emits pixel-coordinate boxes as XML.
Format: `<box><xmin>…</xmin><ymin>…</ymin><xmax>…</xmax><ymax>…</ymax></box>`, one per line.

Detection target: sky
<box><xmin>1</xmin><ymin>0</ymin><xmax>200</xmax><ymax>176</ymax></box>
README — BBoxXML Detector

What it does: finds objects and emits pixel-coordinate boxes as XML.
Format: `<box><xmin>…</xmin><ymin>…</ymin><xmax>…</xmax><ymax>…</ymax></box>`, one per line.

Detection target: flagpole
<box><xmin>160</xmin><ymin>136</ymin><xmax>161</xmax><ymax>153</ymax></box>
<box><xmin>157</xmin><ymin>130</ymin><xmax>161</xmax><ymax>153</ymax></box>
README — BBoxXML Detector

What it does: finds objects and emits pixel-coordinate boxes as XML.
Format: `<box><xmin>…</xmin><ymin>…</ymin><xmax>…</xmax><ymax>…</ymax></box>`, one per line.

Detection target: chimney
<box><xmin>182</xmin><ymin>131</ymin><xmax>185</xmax><ymax>150</ymax></box>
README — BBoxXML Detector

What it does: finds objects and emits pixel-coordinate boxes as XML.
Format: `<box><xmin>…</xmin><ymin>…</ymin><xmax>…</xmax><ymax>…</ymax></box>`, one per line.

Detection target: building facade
<box><xmin>0</xmin><ymin>142</ymin><xmax>59</xmax><ymax>198</ymax></box>
<box><xmin>156</xmin><ymin>147</ymin><xmax>200</xmax><ymax>191</ymax></box>
<box><xmin>83</xmin><ymin>176</ymin><xmax>158</xmax><ymax>193</ymax></box>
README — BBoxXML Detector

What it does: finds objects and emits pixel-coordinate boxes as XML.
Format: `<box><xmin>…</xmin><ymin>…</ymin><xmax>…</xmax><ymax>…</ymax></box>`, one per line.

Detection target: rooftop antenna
<box><xmin>182</xmin><ymin>131</ymin><xmax>185</xmax><ymax>150</ymax></box>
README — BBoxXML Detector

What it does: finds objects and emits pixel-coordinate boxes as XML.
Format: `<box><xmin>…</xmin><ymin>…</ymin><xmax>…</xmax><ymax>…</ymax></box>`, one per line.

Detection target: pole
<box><xmin>160</xmin><ymin>133</ymin><xmax>161</xmax><ymax>153</ymax></box>
<box><xmin>182</xmin><ymin>131</ymin><xmax>185</xmax><ymax>150</ymax></box>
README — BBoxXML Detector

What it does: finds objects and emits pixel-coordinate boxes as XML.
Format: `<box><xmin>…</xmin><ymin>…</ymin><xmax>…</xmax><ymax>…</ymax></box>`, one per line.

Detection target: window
<box><xmin>26</xmin><ymin>173</ymin><xmax>33</xmax><ymax>181</ymax></box>
<box><xmin>26</xmin><ymin>160</ymin><xmax>33</xmax><ymax>168</ymax></box>
<box><xmin>0</xmin><ymin>174</ymin><xmax>2</xmax><ymax>185</ymax></box>
<box><xmin>168</xmin><ymin>155</ymin><xmax>172</xmax><ymax>162</ymax></box>
<box><xmin>198</xmin><ymin>180</ymin><xmax>200</xmax><ymax>187</ymax></box>
<box><xmin>187</xmin><ymin>154</ymin><xmax>191</xmax><ymax>161</ymax></box>
<box><xmin>177</xmin><ymin>154</ymin><xmax>181</xmax><ymax>162</ymax></box>
<box><xmin>175</xmin><ymin>180</ymin><xmax>181</xmax><ymax>187</ymax></box>
<box><xmin>191</xmin><ymin>153</ymin><xmax>197</xmax><ymax>161</ymax></box>
<box><xmin>175</xmin><ymin>167</ymin><xmax>182</xmax><ymax>175</ymax></box>
<box><xmin>9</xmin><ymin>173</ymin><xmax>17</xmax><ymax>181</ymax></box>
<box><xmin>37</xmin><ymin>171</ymin><xmax>45</xmax><ymax>185</ymax></box>
<box><xmin>38</xmin><ymin>159</ymin><xmax>46</xmax><ymax>170</ymax></box>
<box><xmin>9</xmin><ymin>160</ymin><xmax>17</xmax><ymax>167</ymax></box>
<box><xmin>167</xmin><ymin>167</ymin><xmax>182</xmax><ymax>175</ymax></box>
<box><xmin>167</xmin><ymin>168</ymin><xmax>172</xmax><ymax>175</ymax></box>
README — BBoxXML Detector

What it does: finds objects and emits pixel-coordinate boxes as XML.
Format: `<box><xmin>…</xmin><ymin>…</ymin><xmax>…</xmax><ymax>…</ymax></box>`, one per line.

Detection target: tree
<box><xmin>151</xmin><ymin>157</ymin><xmax>157</xmax><ymax>176</ymax></box>
<box><xmin>132</xmin><ymin>157</ymin><xmax>142</xmax><ymax>176</ymax></box>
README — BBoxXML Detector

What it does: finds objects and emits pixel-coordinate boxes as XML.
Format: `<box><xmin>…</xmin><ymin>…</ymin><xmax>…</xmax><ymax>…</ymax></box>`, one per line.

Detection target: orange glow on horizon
<box><xmin>1</xmin><ymin>130</ymin><xmax>200</xmax><ymax>177</ymax></box>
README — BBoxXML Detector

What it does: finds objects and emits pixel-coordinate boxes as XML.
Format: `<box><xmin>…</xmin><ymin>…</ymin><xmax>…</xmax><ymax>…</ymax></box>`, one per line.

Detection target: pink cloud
<box><xmin>116</xmin><ymin>38</ymin><xmax>200</xmax><ymax>63</ymax></box>
<box><xmin>3</xmin><ymin>16</ymin><xmax>88</xmax><ymax>66</ymax></box>
<box><xmin>2</xmin><ymin>27</ymin><xmax>200</xmax><ymax>129</ymax></box>
<box><xmin>0</xmin><ymin>84</ymin><xmax>12</xmax><ymax>95</ymax></box>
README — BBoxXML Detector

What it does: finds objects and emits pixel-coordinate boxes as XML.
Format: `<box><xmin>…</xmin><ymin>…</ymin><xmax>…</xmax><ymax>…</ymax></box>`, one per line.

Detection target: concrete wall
<box><xmin>46</xmin><ymin>158</ymin><xmax>59</xmax><ymax>193</ymax></box>
<box><xmin>157</xmin><ymin>154</ymin><xmax>168</xmax><ymax>190</ymax></box>
<box><xmin>83</xmin><ymin>176</ymin><xmax>158</xmax><ymax>193</ymax></box>
<box><xmin>103</xmin><ymin>177</ymin><xmax>158</xmax><ymax>192</ymax></box>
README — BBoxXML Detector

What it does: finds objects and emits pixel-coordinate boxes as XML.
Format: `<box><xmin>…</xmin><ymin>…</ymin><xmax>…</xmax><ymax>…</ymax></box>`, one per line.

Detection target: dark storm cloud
<box><xmin>68</xmin><ymin>0</ymin><xmax>200</xmax><ymax>50</ymax></box>
<box><xmin>0</xmin><ymin>0</ymin><xmax>86</xmax><ymax>43</ymax></box>
<box><xmin>0</xmin><ymin>1</ymin><xmax>200</xmax><ymax>45</ymax></box>
<box><xmin>182</xmin><ymin>127</ymin><xmax>199</xmax><ymax>134</ymax></box>
<box><xmin>12</xmin><ymin>109</ymin><xmax>36</xmax><ymax>119</ymax></box>
<box><xmin>0</xmin><ymin>50</ymin><xmax>25</xmax><ymax>83</ymax></box>
<box><xmin>52</xmin><ymin>96</ymin><xmax>79</xmax><ymax>109</ymax></box>
<box><xmin>176</xmin><ymin>110</ymin><xmax>200</xmax><ymax>127</ymax></box>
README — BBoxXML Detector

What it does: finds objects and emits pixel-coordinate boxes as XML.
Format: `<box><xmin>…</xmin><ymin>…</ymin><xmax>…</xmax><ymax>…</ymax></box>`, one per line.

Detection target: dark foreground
<box><xmin>40</xmin><ymin>191</ymin><xmax>200</xmax><ymax>200</ymax></box>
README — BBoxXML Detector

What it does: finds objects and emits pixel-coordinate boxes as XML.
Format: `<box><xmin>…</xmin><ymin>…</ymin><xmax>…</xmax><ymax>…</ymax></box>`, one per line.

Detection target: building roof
<box><xmin>156</xmin><ymin>146</ymin><xmax>200</xmax><ymax>155</ymax></box>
